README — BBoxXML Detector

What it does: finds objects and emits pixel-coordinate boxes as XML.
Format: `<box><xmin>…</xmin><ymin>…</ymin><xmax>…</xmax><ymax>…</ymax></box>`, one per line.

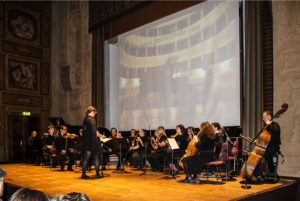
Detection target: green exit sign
<box><xmin>22</xmin><ymin>111</ymin><xmax>31</xmax><ymax>116</ymax></box>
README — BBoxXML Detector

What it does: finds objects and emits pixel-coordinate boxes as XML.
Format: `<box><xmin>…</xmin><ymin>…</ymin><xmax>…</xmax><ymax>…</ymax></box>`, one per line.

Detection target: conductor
<box><xmin>81</xmin><ymin>106</ymin><xmax>101</xmax><ymax>179</ymax></box>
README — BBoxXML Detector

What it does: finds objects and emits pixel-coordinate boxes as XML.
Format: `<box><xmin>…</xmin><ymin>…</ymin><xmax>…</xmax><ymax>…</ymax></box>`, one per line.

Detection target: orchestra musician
<box><xmin>252</xmin><ymin>110</ymin><xmax>281</xmax><ymax>182</ymax></box>
<box><xmin>81</xmin><ymin>106</ymin><xmax>101</xmax><ymax>179</ymax></box>
<box><xmin>148</xmin><ymin>126</ymin><xmax>169</xmax><ymax>172</ymax></box>
<box><xmin>54</xmin><ymin>125</ymin><xmax>76</xmax><ymax>171</ymax></box>
<box><xmin>42</xmin><ymin>125</ymin><xmax>57</xmax><ymax>166</ymax></box>
<box><xmin>169</xmin><ymin>124</ymin><xmax>188</xmax><ymax>174</ymax></box>
<box><xmin>126</xmin><ymin>129</ymin><xmax>137</xmax><ymax>165</ymax></box>
<box><xmin>212</xmin><ymin>122</ymin><xmax>225</xmax><ymax>160</ymax></box>
<box><xmin>26</xmin><ymin>131</ymin><xmax>40</xmax><ymax>164</ymax></box>
<box><xmin>186</xmin><ymin>127</ymin><xmax>196</xmax><ymax>142</ymax></box>
<box><xmin>128</xmin><ymin>129</ymin><xmax>148</xmax><ymax>169</ymax></box>
<box><xmin>180</xmin><ymin>123</ymin><xmax>215</xmax><ymax>183</ymax></box>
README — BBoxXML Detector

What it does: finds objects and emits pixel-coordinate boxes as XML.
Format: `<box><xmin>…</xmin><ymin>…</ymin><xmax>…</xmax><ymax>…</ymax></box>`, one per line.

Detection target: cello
<box><xmin>240</xmin><ymin>103</ymin><xmax>288</xmax><ymax>179</ymax></box>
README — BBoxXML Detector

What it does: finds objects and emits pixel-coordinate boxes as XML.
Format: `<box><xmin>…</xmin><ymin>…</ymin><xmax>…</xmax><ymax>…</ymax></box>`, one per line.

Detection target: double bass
<box><xmin>240</xmin><ymin>103</ymin><xmax>288</xmax><ymax>179</ymax></box>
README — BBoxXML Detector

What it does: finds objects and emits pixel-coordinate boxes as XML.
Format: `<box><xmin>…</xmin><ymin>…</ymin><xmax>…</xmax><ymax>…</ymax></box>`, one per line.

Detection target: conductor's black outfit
<box><xmin>81</xmin><ymin>115</ymin><xmax>101</xmax><ymax>178</ymax></box>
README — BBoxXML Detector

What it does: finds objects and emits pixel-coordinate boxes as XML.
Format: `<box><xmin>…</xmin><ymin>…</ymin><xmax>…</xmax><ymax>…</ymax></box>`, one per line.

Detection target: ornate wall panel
<box><xmin>2</xmin><ymin>93</ymin><xmax>43</xmax><ymax>107</ymax></box>
<box><xmin>0</xmin><ymin>2</ymin><xmax>51</xmax><ymax>162</ymax></box>
<box><xmin>2</xmin><ymin>40</ymin><xmax>43</xmax><ymax>59</ymax></box>
<box><xmin>7</xmin><ymin>58</ymin><xmax>38</xmax><ymax>91</ymax></box>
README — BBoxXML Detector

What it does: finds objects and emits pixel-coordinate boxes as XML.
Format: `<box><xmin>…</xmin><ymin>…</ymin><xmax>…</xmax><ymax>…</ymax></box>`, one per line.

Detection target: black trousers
<box><xmin>58</xmin><ymin>151</ymin><xmax>76</xmax><ymax>169</ymax></box>
<box><xmin>82</xmin><ymin>149</ymin><xmax>100</xmax><ymax>175</ymax></box>
<box><xmin>254</xmin><ymin>145</ymin><xmax>280</xmax><ymax>177</ymax></box>
<box><xmin>148</xmin><ymin>152</ymin><xmax>169</xmax><ymax>170</ymax></box>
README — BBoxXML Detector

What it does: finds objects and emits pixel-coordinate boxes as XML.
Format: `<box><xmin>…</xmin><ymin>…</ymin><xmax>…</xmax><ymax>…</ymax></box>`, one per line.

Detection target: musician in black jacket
<box><xmin>81</xmin><ymin>106</ymin><xmax>101</xmax><ymax>179</ymax></box>
<box><xmin>54</xmin><ymin>125</ymin><xmax>76</xmax><ymax>171</ymax></box>
<box><xmin>212</xmin><ymin>122</ymin><xmax>225</xmax><ymax>160</ymax></box>
<box><xmin>148</xmin><ymin>126</ymin><xmax>169</xmax><ymax>172</ymax></box>
<box><xmin>253</xmin><ymin>110</ymin><xmax>281</xmax><ymax>182</ymax></box>
<box><xmin>27</xmin><ymin>131</ymin><xmax>40</xmax><ymax>164</ymax></box>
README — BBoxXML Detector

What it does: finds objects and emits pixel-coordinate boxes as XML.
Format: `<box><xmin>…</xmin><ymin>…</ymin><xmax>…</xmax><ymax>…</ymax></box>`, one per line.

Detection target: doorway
<box><xmin>7</xmin><ymin>114</ymin><xmax>41</xmax><ymax>163</ymax></box>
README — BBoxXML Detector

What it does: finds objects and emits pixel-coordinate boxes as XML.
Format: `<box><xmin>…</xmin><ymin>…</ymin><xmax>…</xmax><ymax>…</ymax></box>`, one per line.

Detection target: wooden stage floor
<box><xmin>0</xmin><ymin>164</ymin><xmax>295</xmax><ymax>201</ymax></box>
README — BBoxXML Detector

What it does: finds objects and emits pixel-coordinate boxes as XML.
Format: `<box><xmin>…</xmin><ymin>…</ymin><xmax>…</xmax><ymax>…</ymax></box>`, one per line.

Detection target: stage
<box><xmin>0</xmin><ymin>164</ymin><xmax>297</xmax><ymax>201</ymax></box>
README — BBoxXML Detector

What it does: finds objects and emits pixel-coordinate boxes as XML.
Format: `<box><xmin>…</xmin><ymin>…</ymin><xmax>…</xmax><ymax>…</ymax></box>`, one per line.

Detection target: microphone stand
<box><xmin>223</xmin><ymin>130</ymin><xmax>234</xmax><ymax>181</ymax></box>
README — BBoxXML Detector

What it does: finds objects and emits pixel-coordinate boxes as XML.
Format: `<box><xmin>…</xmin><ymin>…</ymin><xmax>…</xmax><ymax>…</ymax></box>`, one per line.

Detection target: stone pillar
<box><xmin>51</xmin><ymin>1</ymin><xmax>92</xmax><ymax>125</ymax></box>
<box><xmin>273</xmin><ymin>1</ymin><xmax>300</xmax><ymax>177</ymax></box>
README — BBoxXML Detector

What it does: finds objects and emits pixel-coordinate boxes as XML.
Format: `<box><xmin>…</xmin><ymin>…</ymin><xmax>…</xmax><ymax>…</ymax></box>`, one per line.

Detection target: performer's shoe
<box><xmin>179</xmin><ymin>177</ymin><xmax>192</xmax><ymax>183</ymax></box>
<box><xmin>96</xmin><ymin>173</ymin><xmax>102</xmax><ymax>179</ymax></box>
<box><xmin>67</xmin><ymin>168</ymin><xmax>73</xmax><ymax>171</ymax></box>
<box><xmin>81</xmin><ymin>174</ymin><xmax>90</xmax><ymax>179</ymax></box>
<box><xmin>251</xmin><ymin>175</ymin><xmax>265</xmax><ymax>183</ymax></box>
<box><xmin>190</xmin><ymin>176</ymin><xmax>200</xmax><ymax>184</ymax></box>
<box><xmin>60</xmin><ymin>167</ymin><xmax>65</xmax><ymax>171</ymax></box>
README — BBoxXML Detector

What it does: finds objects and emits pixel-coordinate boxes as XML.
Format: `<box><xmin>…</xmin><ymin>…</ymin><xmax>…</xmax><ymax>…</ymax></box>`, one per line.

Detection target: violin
<box><xmin>63</xmin><ymin>133</ymin><xmax>78</xmax><ymax>139</ymax></box>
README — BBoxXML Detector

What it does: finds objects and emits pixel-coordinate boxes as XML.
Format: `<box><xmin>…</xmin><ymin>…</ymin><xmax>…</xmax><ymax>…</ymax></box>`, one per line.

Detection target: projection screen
<box><xmin>116</xmin><ymin>1</ymin><xmax>240</xmax><ymax>131</ymax></box>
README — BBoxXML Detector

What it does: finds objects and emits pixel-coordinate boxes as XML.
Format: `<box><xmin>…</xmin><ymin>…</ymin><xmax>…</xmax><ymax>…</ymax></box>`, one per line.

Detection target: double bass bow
<box><xmin>240</xmin><ymin>103</ymin><xmax>288</xmax><ymax>179</ymax></box>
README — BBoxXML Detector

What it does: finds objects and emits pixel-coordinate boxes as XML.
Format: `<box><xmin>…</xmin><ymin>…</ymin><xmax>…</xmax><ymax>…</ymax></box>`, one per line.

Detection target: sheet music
<box><xmin>100</xmin><ymin>137</ymin><xmax>112</xmax><ymax>143</ymax></box>
<box><xmin>167</xmin><ymin>138</ymin><xmax>179</xmax><ymax>150</ymax></box>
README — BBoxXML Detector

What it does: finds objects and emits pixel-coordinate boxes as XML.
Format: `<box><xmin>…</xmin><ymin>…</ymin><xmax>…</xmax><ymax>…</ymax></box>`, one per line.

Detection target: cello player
<box><xmin>252</xmin><ymin>110</ymin><xmax>281</xmax><ymax>182</ymax></box>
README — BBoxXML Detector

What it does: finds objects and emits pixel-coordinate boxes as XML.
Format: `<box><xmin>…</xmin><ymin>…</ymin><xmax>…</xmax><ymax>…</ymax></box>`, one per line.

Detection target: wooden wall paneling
<box><xmin>0</xmin><ymin>107</ymin><xmax>5</xmax><ymax>145</ymax></box>
<box><xmin>40</xmin><ymin>109</ymin><xmax>49</xmax><ymax>133</ymax></box>
<box><xmin>2</xmin><ymin>93</ymin><xmax>43</xmax><ymax>107</ymax></box>
<box><xmin>0</xmin><ymin>54</ymin><xmax>4</xmax><ymax>89</ymax></box>
<box><xmin>40</xmin><ymin>15</ymin><xmax>49</xmax><ymax>48</ymax></box>
<box><xmin>15</xmin><ymin>2</ymin><xmax>43</xmax><ymax>13</ymax></box>
<box><xmin>2</xmin><ymin>40</ymin><xmax>43</xmax><ymax>59</ymax></box>
<box><xmin>40</xmin><ymin>62</ymin><xmax>49</xmax><ymax>95</ymax></box>
<box><xmin>0</xmin><ymin>3</ymin><xmax>4</xmax><ymax>37</ymax></box>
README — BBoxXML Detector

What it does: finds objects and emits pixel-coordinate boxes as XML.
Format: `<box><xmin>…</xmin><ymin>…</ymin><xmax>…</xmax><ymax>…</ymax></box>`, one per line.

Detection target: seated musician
<box><xmin>104</xmin><ymin>128</ymin><xmax>123</xmax><ymax>170</ymax></box>
<box><xmin>27</xmin><ymin>131</ymin><xmax>40</xmax><ymax>164</ymax></box>
<box><xmin>42</xmin><ymin>125</ymin><xmax>57</xmax><ymax>164</ymax></box>
<box><xmin>128</xmin><ymin>129</ymin><xmax>148</xmax><ymax>169</ymax></box>
<box><xmin>169</xmin><ymin>124</ymin><xmax>188</xmax><ymax>174</ymax></box>
<box><xmin>126</xmin><ymin>129</ymin><xmax>137</xmax><ymax>165</ymax></box>
<box><xmin>212</xmin><ymin>122</ymin><xmax>225</xmax><ymax>160</ymax></box>
<box><xmin>187</xmin><ymin>127</ymin><xmax>196</xmax><ymax>142</ymax></box>
<box><xmin>54</xmin><ymin>125</ymin><xmax>76</xmax><ymax>171</ymax></box>
<box><xmin>252</xmin><ymin>110</ymin><xmax>281</xmax><ymax>182</ymax></box>
<box><xmin>180</xmin><ymin>123</ymin><xmax>215</xmax><ymax>183</ymax></box>
<box><xmin>148</xmin><ymin>126</ymin><xmax>169</xmax><ymax>172</ymax></box>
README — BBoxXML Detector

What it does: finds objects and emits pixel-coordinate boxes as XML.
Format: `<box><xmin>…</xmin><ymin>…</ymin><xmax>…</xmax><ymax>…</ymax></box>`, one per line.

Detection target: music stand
<box><xmin>140</xmin><ymin>142</ymin><xmax>156</xmax><ymax>176</ymax></box>
<box><xmin>161</xmin><ymin>138</ymin><xmax>179</xmax><ymax>179</ymax></box>
<box><xmin>112</xmin><ymin>138</ymin><xmax>130</xmax><ymax>173</ymax></box>
<box><xmin>99</xmin><ymin>138</ymin><xmax>112</xmax><ymax>177</ymax></box>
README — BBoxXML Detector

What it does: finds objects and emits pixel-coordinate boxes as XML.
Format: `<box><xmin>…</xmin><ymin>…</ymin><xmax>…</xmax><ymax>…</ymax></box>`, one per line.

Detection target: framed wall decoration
<box><xmin>8</xmin><ymin>9</ymin><xmax>37</xmax><ymax>41</ymax></box>
<box><xmin>8</xmin><ymin>59</ymin><xmax>37</xmax><ymax>90</ymax></box>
